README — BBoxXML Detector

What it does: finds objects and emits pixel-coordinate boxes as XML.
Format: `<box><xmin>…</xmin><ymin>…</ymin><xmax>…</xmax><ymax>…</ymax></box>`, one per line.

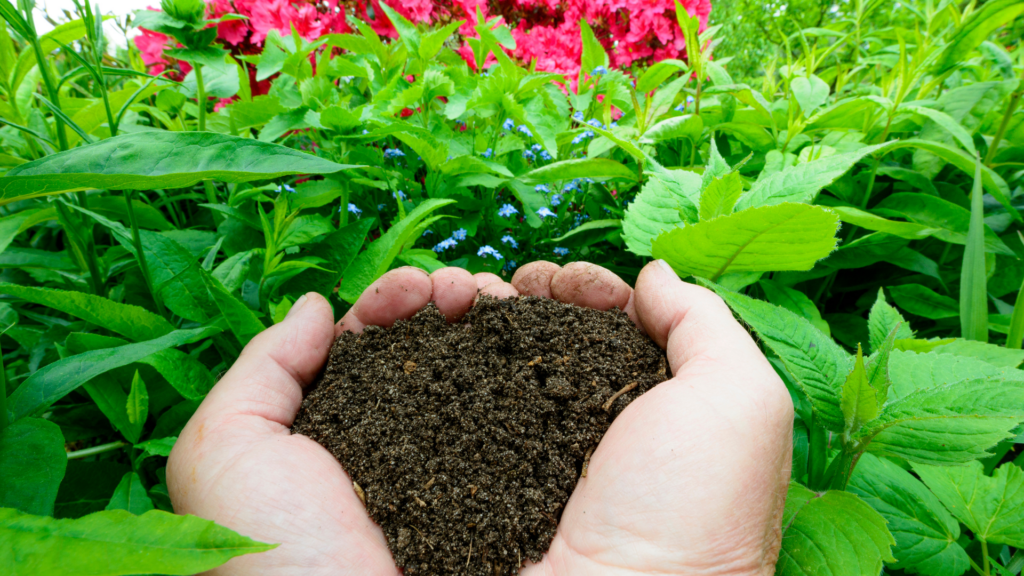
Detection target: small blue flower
<box><xmin>501</xmin><ymin>234</ymin><xmax>518</xmax><ymax>249</ymax></box>
<box><xmin>362</xmin><ymin>129</ymin><xmax>369</xmax><ymax>135</ymax></box>
<box><xmin>384</xmin><ymin>148</ymin><xmax>405</xmax><ymax>159</ymax></box>
<box><xmin>517</xmin><ymin>125</ymin><xmax>533</xmax><ymax>138</ymax></box>
<box><xmin>481</xmin><ymin>148</ymin><xmax>493</xmax><ymax>158</ymax></box>
<box><xmin>504</xmin><ymin>259</ymin><xmax>517</xmax><ymax>270</ymax></box>
<box><xmin>392</xmin><ymin>190</ymin><xmax>407</xmax><ymax>200</ymax></box>
<box><xmin>531</xmin><ymin>143</ymin><xmax>543</xmax><ymax>152</ymax></box>
<box><xmin>433</xmin><ymin>238</ymin><xmax>458</xmax><ymax>252</ymax></box>
<box><xmin>592</xmin><ymin>65</ymin><xmax>608</xmax><ymax>75</ymax></box>
<box><xmin>686</xmin><ymin>95</ymin><xmax>695</xmax><ymax>105</ymax></box>
<box><xmin>452</xmin><ymin>228</ymin><xmax>467</xmax><ymax>241</ymax></box>
<box><xmin>347</xmin><ymin>203</ymin><xmax>362</xmax><ymax>215</ymax></box>
<box><xmin>377</xmin><ymin>203</ymin><xmax>386</xmax><ymax>210</ymax></box>
<box><xmin>587</xmin><ymin>118</ymin><xmax>604</xmax><ymax>129</ymax></box>
<box><xmin>523</xmin><ymin>149</ymin><xmax>535</xmax><ymax>160</ymax></box>
<box><xmin>540</xmin><ymin>150</ymin><xmax>552</xmax><ymax>161</ymax></box>
<box><xmin>550</xmin><ymin>194</ymin><xmax>563</xmax><ymax>206</ymax></box>
<box><xmin>537</xmin><ymin>207</ymin><xmax>556</xmax><ymax>218</ymax></box>
<box><xmin>572</xmin><ymin>111</ymin><xmax>585</xmax><ymax>122</ymax></box>
<box><xmin>502</xmin><ymin>118</ymin><xmax>515</xmax><ymax>131</ymax></box>
<box><xmin>674</xmin><ymin>103</ymin><xmax>686</xmax><ymax>112</ymax></box>
<box><xmin>477</xmin><ymin>245</ymin><xmax>503</xmax><ymax>260</ymax></box>
<box><xmin>563</xmin><ymin>182</ymin><xmax>578</xmax><ymax>193</ymax></box>
<box><xmin>498</xmin><ymin>204</ymin><xmax>519</xmax><ymax>218</ymax></box>
<box><xmin>277</xmin><ymin>184</ymin><xmax>296</xmax><ymax>194</ymax></box>
<box><xmin>535</xmin><ymin>184</ymin><xmax>551</xmax><ymax>193</ymax></box>
<box><xmin>553</xmin><ymin>247</ymin><xmax>570</xmax><ymax>256</ymax></box>
<box><xmin>610</xmin><ymin>121</ymin><xmax>618</xmax><ymax>128</ymax></box>
<box><xmin>422</xmin><ymin>229</ymin><xmax>433</xmax><ymax>236</ymax></box>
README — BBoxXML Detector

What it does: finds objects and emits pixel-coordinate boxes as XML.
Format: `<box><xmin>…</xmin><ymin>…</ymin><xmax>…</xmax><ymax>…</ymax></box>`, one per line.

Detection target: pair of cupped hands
<box><xmin>167</xmin><ymin>260</ymin><xmax>794</xmax><ymax>575</ymax></box>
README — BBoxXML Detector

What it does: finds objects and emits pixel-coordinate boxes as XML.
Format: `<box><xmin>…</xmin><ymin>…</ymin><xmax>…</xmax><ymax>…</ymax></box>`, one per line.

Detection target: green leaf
<box><xmin>930</xmin><ymin>339</ymin><xmax>1024</xmax><ymax>368</ymax></box>
<box><xmin>709</xmin><ymin>282</ymin><xmax>852</xmax><ymax>432</ymax></box>
<box><xmin>6</xmin><ymin>325</ymin><xmax>222</xmax><ymax>421</ymax></box>
<box><xmin>701</xmin><ymin>138</ymin><xmax>731</xmax><ymax>190</ymax></box>
<box><xmin>200</xmin><ymin>269</ymin><xmax>265</xmax><ymax>347</ymax></box>
<box><xmin>915</xmin><ymin>461</ymin><xmax>1024</xmax><ymax>547</ymax></box>
<box><xmin>868</xmin><ymin>289</ymin><xmax>913</xmax><ymax>354</ymax></box>
<box><xmin>280</xmin><ymin>218</ymin><xmax>375</xmax><ymax>298</ymax></box>
<box><xmin>888</xmin><ymin>284</ymin><xmax>959</xmax><ymax>320</ymax></box>
<box><xmin>0</xmin><ymin>418</ymin><xmax>66</xmax><ymax>516</ymax></box>
<box><xmin>0</xmin><ymin>507</ymin><xmax>275</xmax><ymax>574</ymax></box>
<box><xmin>639</xmin><ymin>114</ymin><xmax>703</xmax><ymax>144</ymax></box>
<box><xmin>848</xmin><ymin>454</ymin><xmax>970</xmax><ymax>576</ymax></box>
<box><xmin>105</xmin><ymin>472</ymin><xmax>154</xmax><ymax>516</ymax></box>
<box><xmin>652</xmin><ymin>203</ymin><xmax>840</xmax><ymax>280</ymax></box>
<box><xmin>126</xmin><ymin>371</ymin><xmax>148</xmax><ymax>428</ymax></box>
<box><xmin>932</xmin><ymin>0</ymin><xmax>1024</xmax><ymax>74</ymax></box>
<box><xmin>865</xmin><ymin>325</ymin><xmax>900</xmax><ymax>407</ymax></box>
<box><xmin>791</xmin><ymin>74</ymin><xmax>830</xmax><ymax>115</ymax></box>
<box><xmin>521</xmin><ymin>158</ymin><xmax>635</xmax><ymax>184</ymax></box>
<box><xmin>578</xmin><ymin>19</ymin><xmax>608</xmax><ymax>79</ymax></box>
<box><xmin>899</xmin><ymin>104</ymin><xmax>977</xmax><ymax>156</ymax></box>
<box><xmin>0</xmin><ymin>283</ymin><xmax>174</xmax><ymax>342</ymax></box>
<box><xmin>872</xmin><ymin>193</ymin><xmax>1014</xmax><ymax>255</ymax></box>
<box><xmin>759</xmin><ymin>279</ymin><xmax>830</xmax><ymax>336</ymax></box>
<box><xmin>622</xmin><ymin>169</ymin><xmax>701</xmax><ymax>256</ymax></box>
<box><xmin>853</xmin><ymin>379</ymin><xmax>1024</xmax><ymax>464</ymax></box>
<box><xmin>698</xmin><ymin>171</ymin><xmax>743</xmax><ymax>221</ymax></box>
<box><xmin>961</xmin><ymin>157</ymin><xmax>988</xmax><ymax>342</ymax></box>
<box><xmin>776</xmin><ymin>483</ymin><xmax>895</xmax><ymax>576</ymax></box>
<box><xmin>841</xmin><ymin>345</ymin><xmax>879</xmax><ymax>435</ymax></box>
<box><xmin>887</xmin><ymin>349</ymin><xmax>1024</xmax><ymax>399</ymax></box>
<box><xmin>736</xmin><ymin>142</ymin><xmax>887</xmax><ymax>211</ymax></box>
<box><xmin>830</xmin><ymin>206</ymin><xmax>938</xmax><ymax>240</ymax></box>
<box><xmin>337</xmin><ymin>199</ymin><xmax>455</xmax><ymax>303</ymax></box>
<box><xmin>546</xmin><ymin>219</ymin><xmax>622</xmax><ymax>249</ymax></box>
<box><xmin>0</xmin><ymin>133</ymin><xmax>355</xmax><ymax>204</ymax></box>
<box><xmin>419</xmin><ymin>21</ymin><xmax>463</xmax><ymax>61</ymax></box>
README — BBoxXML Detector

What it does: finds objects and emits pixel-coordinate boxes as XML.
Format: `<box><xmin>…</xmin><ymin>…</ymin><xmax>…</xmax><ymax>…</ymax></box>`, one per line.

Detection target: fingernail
<box><xmin>285</xmin><ymin>294</ymin><xmax>309</xmax><ymax>321</ymax></box>
<box><xmin>655</xmin><ymin>259</ymin><xmax>677</xmax><ymax>277</ymax></box>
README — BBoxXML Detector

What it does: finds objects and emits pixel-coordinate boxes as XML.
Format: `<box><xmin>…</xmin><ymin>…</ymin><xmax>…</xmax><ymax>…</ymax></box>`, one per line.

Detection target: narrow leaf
<box><xmin>960</xmin><ymin>156</ymin><xmax>988</xmax><ymax>342</ymax></box>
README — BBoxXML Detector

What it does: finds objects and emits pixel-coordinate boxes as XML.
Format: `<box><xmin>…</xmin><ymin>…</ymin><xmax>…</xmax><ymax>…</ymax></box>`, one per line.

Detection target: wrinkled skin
<box><xmin>168</xmin><ymin>260</ymin><xmax>793</xmax><ymax>575</ymax></box>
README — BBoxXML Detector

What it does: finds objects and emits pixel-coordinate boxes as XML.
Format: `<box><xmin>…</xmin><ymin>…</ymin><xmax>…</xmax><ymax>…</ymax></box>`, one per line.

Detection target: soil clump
<box><xmin>292</xmin><ymin>296</ymin><xmax>670</xmax><ymax>575</ymax></box>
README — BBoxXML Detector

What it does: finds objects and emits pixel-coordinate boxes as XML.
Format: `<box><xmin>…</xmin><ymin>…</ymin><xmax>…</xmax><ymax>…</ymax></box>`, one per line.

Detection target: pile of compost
<box><xmin>292</xmin><ymin>296</ymin><xmax>670</xmax><ymax>576</ymax></box>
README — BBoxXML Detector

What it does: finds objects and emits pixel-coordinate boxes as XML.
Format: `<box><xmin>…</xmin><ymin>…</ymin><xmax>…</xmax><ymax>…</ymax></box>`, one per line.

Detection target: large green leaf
<box><xmin>915</xmin><ymin>461</ymin><xmax>1024</xmax><ymax>547</ymax></box>
<box><xmin>0</xmin><ymin>507</ymin><xmax>275</xmax><ymax>574</ymax></box>
<box><xmin>6</xmin><ymin>325</ymin><xmax>222</xmax><ymax>421</ymax></box>
<box><xmin>710</xmin><ymin>282</ymin><xmax>852</xmax><ymax>431</ymax></box>
<box><xmin>929</xmin><ymin>339</ymin><xmax>1024</xmax><ymax>368</ymax></box>
<box><xmin>841</xmin><ymin>346</ymin><xmax>879</xmax><ymax>435</ymax></box>
<box><xmin>0</xmin><ymin>133</ymin><xmax>355</xmax><ymax>203</ymax></box>
<box><xmin>0</xmin><ymin>418</ymin><xmax>66</xmax><ymax>516</ymax></box>
<box><xmin>280</xmin><ymin>218</ymin><xmax>375</xmax><ymax>297</ymax></box>
<box><xmin>873</xmin><ymin>193</ymin><xmax>1013</xmax><ymax>255</ymax></box>
<box><xmin>521</xmin><ymin>158</ymin><xmax>635</xmax><ymax>184</ymax></box>
<box><xmin>337</xmin><ymin>199</ymin><xmax>455</xmax><ymax>303</ymax></box>
<box><xmin>105</xmin><ymin>473</ymin><xmax>154</xmax><ymax>516</ymax></box>
<box><xmin>888</xmin><ymin>284</ymin><xmax>959</xmax><ymax>320</ymax></box>
<box><xmin>698</xmin><ymin>171</ymin><xmax>743</xmax><ymax>221</ymax></box>
<box><xmin>0</xmin><ymin>283</ymin><xmax>174</xmax><ymax>342</ymax></box>
<box><xmin>888</xmin><ymin>349</ymin><xmax>1024</xmax><ymax>399</ymax></box>
<box><xmin>867</xmin><ymin>289</ymin><xmax>913</xmax><ymax>354</ymax></box>
<box><xmin>933</xmin><ymin>0</ymin><xmax>1024</xmax><ymax>73</ymax></box>
<box><xmin>622</xmin><ymin>169</ymin><xmax>701</xmax><ymax>256</ymax></box>
<box><xmin>759</xmin><ymin>279</ymin><xmax>830</xmax><ymax>335</ymax></box>
<box><xmin>829</xmin><ymin>206</ymin><xmax>937</xmax><ymax>240</ymax></box>
<box><xmin>776</xmin><ymin>483</ymin><xmax>895</xmax><ymax>576</ymax></box>
<box><xmin>652</xmin><ymin>203</ymin><xmax>839</xmax><ymax>279</ymax></box>
<box><xmin>853</xmin><ymin>379</ymin><xmax>1024</xmax><ymax>465</ymax></box>
<box><xmin>961</xmin><ymin>158</ymin><xmax>988</xmax><ymax>342</ymax></box>
<box><xmin>200</xmin><ymin>269</ymin><xmax>265</xmax><ymax>347</ymax></box>
<box><xmin>848</xmin><ymin>454</ymin><xmax>969</xmax><ymax>576</ymax></box>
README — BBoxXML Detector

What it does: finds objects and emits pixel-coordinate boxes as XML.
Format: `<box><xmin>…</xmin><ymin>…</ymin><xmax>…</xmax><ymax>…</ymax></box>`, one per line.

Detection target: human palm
<box><xmin>168</xmin><ymin>260</ymin><xmax>793</xmax><ymax>575</ymax></box>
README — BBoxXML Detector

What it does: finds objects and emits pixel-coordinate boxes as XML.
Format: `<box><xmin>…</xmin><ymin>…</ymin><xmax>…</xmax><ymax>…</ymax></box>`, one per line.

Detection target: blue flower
<box><xmin>587</xmin><ymin>118</ymin><xmax>604</xmax><ymax>129</ymax></box>
<box><xmin>362</xmin><ymin>129</ymin><xmax>369</xmax><ymax>135</ymax></box>
<box><xmin>563</xmin><ymin>181</ymin><xmax>578</xmax><ymax>193</ymax></box>
<box><xmin>517</xmin><ymin>125</ymin><xmax>533</xmax><ymax>138</ymax></box>
<box><xmin>277</xmin><ymin>184</ymin><xmax>296</xmax><ymax>194</ymax></box>
<box><xmin>523</xmin><ymin>149</ymin><xmax>535</xmax><ymax>160</ymax></box>
<box><xmin>383</xmin><ymin>148</ymin><xmax>405</xmax><ymax>159</ymax></box>
<box><xmin>377</xmin><ymin>203</ymin><xmax>386</xmax><ymax>210</ymax></box>
<box><xmin>550</xmin><ymin>194</ymin><xmax>563</xmax><ymax>206</ymax></box>
<box><xmin>502</xmin><ymin>118</ymin><xmax>515</xmax><ymax>131</ymax></box>
<box><xmin>610</xmin><ymin>121</ymin><xmax>618</xmax><ymax>128</ymax></box>
<box><xmin>592</xmin><ymin>65</ymin><xmax>608</xmax><ymax>75</ymax></box>
<box><xmin>553</xmin><ymin>247</ymin><xmax>570</xmax><ymax>256</ymax></box>
<box><xmin>674</xmin><ymin>103</ymin><xmax>686</xmax><ymax>112</ymax></box>
<box><xmin>422</xmin><ymin>229</ymin><xmax>433</xmax><ymax>236</ymax></box>
<box><xmin>504</xmin><ymin>259</ymin><xmax>517</xmax><ymax>270</ymax></box>
<box><xmin>452</xmin><ymin>228</ymin><xmax>467</xmax><ymax>241</ymax></box>
<box><xmin>535</xmin><ymin>184</ymin><xmax>551</xmax><ymax>193</ymax></box>
<box><xmin>477</xmin><ymin>245</ymin><xmax>503</xmax><ymax>260</ymax></box>
<box><xmin>571</xmin><ymin>130</ymin><xmax>595</xmax><ymax>145</ymax></box>
<box><xmin>481</xmin><ymin>148</ymin><xmax>493</xmax><ymax>158</ymax></box>
<box><xmin>433</xmin><ymin>238</ymin><xmax>458</xmax><ymax>252</ymax></box>
<box><xmin>537</xmin><ymin>207</ymin><xmax>556</xmax><ymax>218</ymax></box>
<box><xmin>392</xmin><ymin>190</ymin><xmax>407</xmax><ymax>200</ymax></box>
<box><xmin>572</xmin><ymin>111</ymin><xmax>585</xmax><ymax>122</ymax></box>
<box><xmin>498</xmin><ymin>204</ymin><xmax>519</xmax><ymax>218</ymax></box>
<box><xmin>501</xmin><ymin>234</ymin><xmax>518</xmax><ymax>249</ymax></box>
<box><xmin>531</xmin><ymin>143</ymin><xmax>543</xmax><ymax>152</ymax></box>
<box><xmin>347</xmin><ymin>203</ymin><xmax>362</xmax><ymax>215</ymax></box>
<box><xmin>686</xmin><ymin>95</ymin><xmax>695</xmax><ymax>105</ymax></box>
<box><xmin>540</xmin><ymin>150</ymin><xmax>552</xmax><ymax>161</ymax></box>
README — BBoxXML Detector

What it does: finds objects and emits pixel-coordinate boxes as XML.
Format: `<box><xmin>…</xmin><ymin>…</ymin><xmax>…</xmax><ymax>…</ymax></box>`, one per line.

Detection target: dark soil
<box><xmin>291</xmin><ymin>296</ymin><xmax>669</xmax><ymax>576</ymax></box>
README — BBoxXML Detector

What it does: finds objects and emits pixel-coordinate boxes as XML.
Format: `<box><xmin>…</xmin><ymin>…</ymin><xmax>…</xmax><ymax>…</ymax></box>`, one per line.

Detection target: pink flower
<box><xmin>134</xmin><ymin>28</ymin><xmax>170</xmax><ymax>75</ymax></box>
<box><xmin>214</xmin><ymin>97</ymin><xmax>235</xmax><ymax>112</ymax></box>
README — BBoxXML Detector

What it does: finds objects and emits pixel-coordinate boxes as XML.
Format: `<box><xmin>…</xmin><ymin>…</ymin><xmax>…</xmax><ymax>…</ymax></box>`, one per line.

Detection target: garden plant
<box><xmin>0</xmin><ymin>0</ymin><xmax>1023</xmax><ymax>573</ymax></box>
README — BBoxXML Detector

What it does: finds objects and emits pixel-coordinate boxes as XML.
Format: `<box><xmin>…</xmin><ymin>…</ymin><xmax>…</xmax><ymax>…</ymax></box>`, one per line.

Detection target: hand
<box><xmin>167</xmin><ymin>261</ymin><xmax>793</xmax><ymax>575</ymax></box>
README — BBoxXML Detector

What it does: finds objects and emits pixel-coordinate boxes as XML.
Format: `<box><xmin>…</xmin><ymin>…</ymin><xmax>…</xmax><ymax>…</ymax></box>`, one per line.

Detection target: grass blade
<box><xmin>1006</xmin><ymin>234</ymin><xmax>1024</xmax><ymax>349</ymax></box>
<box><xmin>960</xmin><ymin>154</ymin><xmax>988</xmax><ymax>342</ymax></box>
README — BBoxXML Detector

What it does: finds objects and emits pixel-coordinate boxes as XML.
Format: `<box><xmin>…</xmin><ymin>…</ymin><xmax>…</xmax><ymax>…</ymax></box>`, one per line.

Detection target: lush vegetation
<box><xmin>0</xmin><ymin>0</ymin><xmax>1023</xmax><ymax>573</ymax></box>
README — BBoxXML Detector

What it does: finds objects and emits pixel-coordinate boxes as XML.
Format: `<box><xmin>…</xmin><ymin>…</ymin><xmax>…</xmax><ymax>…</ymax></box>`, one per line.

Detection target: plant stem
<box><xmin>123</xmin><ymin>190</ymin><xmax>166</xmax><ymax>317</ymax></box>
<box><xmin>982</xmin><ymin>540</ymin><xmax>991</xmax><ymax>576</ymax></box>
<box><xmin>194</xmin><ymin>62</ymin><xmax>207</xmax><ymax>132</ymax></box>
<box><xmin>67</xmin><ymin>440</ymin><xmax>128</xmax><ymax>460</ymax></box>
<box><xmin>27</xmin><ymin>34</ymin><xmax>68</xmax><ymax>150</ymax></box>
<box><xmin>807</xmin><ymin>421</ymin><xmax>828</xmax><ymax>490</ymax></box>
<box><xmin>983</xmin><ymin>88</ymin><xmax>1022</xmax><ymax>166</ymax></box>
<box><xmin>55</xmin><ymin>202</ymin><xmax>104</xmax><ymax>295</ymax></box>
<box><xmin>0</xmin><ymin>346</ymin><xmax>7</xmax><ymax>433</ymax></box>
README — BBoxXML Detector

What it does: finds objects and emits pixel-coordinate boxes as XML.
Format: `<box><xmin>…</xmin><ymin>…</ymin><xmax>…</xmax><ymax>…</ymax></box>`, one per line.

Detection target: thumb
<box><xmin>196</xmin><ymin>292</ymin><xmax>336</xmax><ymax>428</ymax></box>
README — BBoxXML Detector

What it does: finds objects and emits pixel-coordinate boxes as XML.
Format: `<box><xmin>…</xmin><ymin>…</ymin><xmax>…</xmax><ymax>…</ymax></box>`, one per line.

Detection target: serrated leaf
<box><xmin>930</xmin><ymin>339</ymin><xmax>1024</xmax><ymax>368</ymax></box>
<box><xmin>777</xmin><ymin>483</ymin><xmax>895</xmax><ymax>576</ymax></box>
<box><xmin>868</xmin><ymin>289</ymin><xmax>913</xmax><ymax>354</ymax></box>
<box><xmin>759</xmin><ymin>279</ymin><xmax>830</xmax><ymax>336</ymax></box>
<box><xmin>842</xmin><ymin>345</ymin><xmax>879</xmax><ymax>435</ymax></box>
<box><xmin>652</xmin><ymin>203</ymin><xmax>840</xmax><ymax>280</ymax></box>
<box><xmin>888</xmin><ymin>349</ymin><xmax>1024</xmax><ymax>399</ymax></box>
<box><xmin>709</xmin><ymin>282</ymin><xmax>852</xmax><ymax>431</ymax></box>
<box><xmin>0</xmin><ymin>418</ymin><xmax>66</xmax><ymax>516</ymax></box>
<box><xmin>915</xmin><ymin>461</ymin><xmax>1024</xmax><ymax>547</ymax></box>
<box><xmin>0</xmin><ymin>507</ymin><xmax>274</xmax><ymax>574</ymax></box>
<box><xmin>0</xmin><ymin>133</ymin><xmax>355</xmax><ymax>204</ymax></box>
<box><xmin>622</xmin><ymin>169</ymin><xmax>701</xmax><ymax>256</ymax></box>
<box><xmin>791</xmin><ymin>74</ymin><xmax>830</xmax><ymax>115</ymax></box>
<box><xmin>638</xmin><ymin>114</ymin><xmax>703</xmax><ymax>144</ymax></box>
<box><xmin>698</xmin><ymin>171</ymin><xmax>743</xmax><ymax>221</ymax></box>
<box><xmin>889</xmin><ymin>284</ymin><xmax>959</xmax><ymax>320</ymax></box>
<box><xmin>848</xmin><ymin>454</ymin><xmax>970</xmax><ymax>576</ymax></box>
<box><xmin>105</xmin><ymin>472</ymin><xmax>154</xmax><ymax>516</ymax></box>
<box><xmin>578</xmin><ymin>19</ymin><xmax>608</xmax><ymax>79</ymax></box>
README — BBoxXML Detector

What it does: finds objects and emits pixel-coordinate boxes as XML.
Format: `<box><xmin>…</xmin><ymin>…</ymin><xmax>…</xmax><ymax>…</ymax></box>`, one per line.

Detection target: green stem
<box><xmin>123</xmin><ymin>191</ymin><xmax>166</xmax><ymax>317</ymax></box>
<box><xmin>28</xmin><ymin>37</ymin><xmax>68</xmax><ymax>150</ymax></box>
<box><xmin>807</xmin><ymin>421</ymin><xmax>828</xmax><ymax>490</ymax></box>
<box><xmin>983</xmin><ymin>88</ymin><xmax>1022</xmax><ymax>166</ymax></box>
<box><xmin>67</xmin><ymin>440</ymin><xmax>128</xmax><ymax>460</ymax></box>
<box><xmin>1007</xmin><ymin>275</ymin><xmax>1024</xmax><ymax>349</ymax></box>
<box><xmin>193</xmin><ymin>62</ymin><xmax>207</xmax><ymax>132</ymax></box>
<box><xmin>982</xmin><ymin>540</ymin><xmax>991</xmax><ymax>576</ymax></box>
<box><xmin>55</xmin><ymin>202</ymin><xmax>104</xmax><ymax>295</ymax></box>
<box><xmin>0</xmin><ymin>346</ymin><xmax>7</xmax><ymax>433</ymax></box>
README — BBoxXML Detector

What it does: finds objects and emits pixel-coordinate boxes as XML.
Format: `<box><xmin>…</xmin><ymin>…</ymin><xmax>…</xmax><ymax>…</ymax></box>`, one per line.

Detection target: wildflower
<box><xmin>587</xmin><ymin>118</ymin><xmax>604</xmax><ymax>129</ymax></box>
<box><xmin>481</xmin><ymin>148</ymin><xmax>493</xmax><ymax>158</ymax></box>
<box><xmin>592</xmin><ymin>65</ymin><xmax>608</xmax><ymax>75</ymax></box>
<box><xmin>422</xmin><ymin>229</ymin><xmax>433</xmax><ymax>236</ymax></box>
<box><xmin>498</xmin><ymin>204</ymin><xmax>519</xmax><ymax>218</ymax></box>
<box><xmin>523</xmin><ymin>149</ymin><xmax>535</xmax><ymax>161</ymax></box>
<box><xmin>553</xmin><ymin>247</ymin><xmax>570</xmax><ymax>256</ymax></box>
<box><xmin>674</xmin><ymin>103</ymin><xmax>686</xmax><ymax>112</ymax></box>
<box><xmin>610</xmin><ymin>121</ymin><xmax>618</xmax><ymax>128</ymax></box>
<box><xmin>377</xmin><ymin>203</ymin><xmax>386</xmax><ymax>210</ymax></box>
<box><xmin>433</xmin><ymin>238</ymin><xmax>457</xmax><ymax>252</ymax></box>
<box><xmin>383</xmin><ymin>148</ymin><xmax>405</xmax><ymax>159</ymax></box>
<box><xmin>686</xmin><ymin>95</ymin><xmax>695</xmax><ymax>106</ymax></box>
<box><xmin>347</xmin><ymin>203</ymin><xmax>362</xmax><ymax>215</ymax></box>
<box><xmin>571</xmin><ymin>130</ymin><xmax>595</xmax><ymax>145</ymax></box>
<box><xmin>517</xmin><ymin>125</ymin><xmax>533</xmax><ymax>138</ymax></box>
<box><xmin>535</xmin><ymin>184</ymin><xmax>551</xmax><ymax>193</ymax></box>
<box><xmin>362</xmin><ymin>129</ymin><xmax>369</xmax><ymax>135</ymax></box>
<box><xmin>392</xmin><ymin>190</ymin><xmax>407</xmax><ymax>200</ymax></box>
<box><xmin>537</xmin><ymin>207</ymin><xmax>556</xmax><ymax>218</ymax></box>
<box><xmin>531</xmin><ymin>144</ymin><xmax>543</xmax><ymax>152</ymax></box>
<box><xmin>277</xmin><ymin>184</ymin><xmax>296</xmax><ymax>194</ymax></box>
<box><xmin>502</xmin><ymin>118</ymin><xmax>515</xmax><ymax>131</ymax></box>
<box><xmin>572</xmin><ymin>111</ymin><xmax>585</xmax><ymax>123</ymax></box>
<box><xmin>501</xmin><ymin>234</ymin><xmax>518</xmax><ymax>249</ymax></box>
<box><xmin>504</xmin><ymin>259</ymin><xmax>517</xmax><ymax>270</ymax></box>
<box><xmin>477</xmin><ymin>245</ymin><xmax>503</xmax><ymax>260</ymax></box>
<box><xmin>550</xmin><ymin>194</ymin><xmax>563</xmax><ymax>206</ymax></box>
<box><xmin>452</xmin><ymin>228</ymin><xmax>467</xmax><ymax>241</ymax></box>
<box><xmin>540</xmin><ymin>150</ymin><xmax>552</xmax><ymax>161</ymax></box>
<box><xmin>563</xmin><ymin>181</ymin><xmax>579</xmax><ymax>193</ymax></box>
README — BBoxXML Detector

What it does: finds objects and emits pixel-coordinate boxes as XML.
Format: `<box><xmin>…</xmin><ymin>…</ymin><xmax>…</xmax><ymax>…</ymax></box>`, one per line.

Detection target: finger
<box><xmin>476</xmin><ymin>281</ymin><xmax>519</xmax><ymax>300</ymax></box>
<box><xmin>550</xmin><ymin>262</ymin><xmax>632</xmax><ymax>312</ymax></box>
<box><xmin>336</xmin><ymin>267</ymin><xmax>433</xmax><ymax>336</ymax></box>
<box><xmin>634</xmin><ymin>260</ymin><xmax>766</xmax><ymax>376</ymax></box>
<box><xmin>196</xmin><ymin>292</ymin><xmax>336</xmax><ymax>427</ymax></box>
<box><xmin>473</xmin><ymin>272</ymin><xmax>503</xmax><ymax>290</ymax></box>
<box><xmin>430</xmin><ymin>267</ymin><xmax>477</xmax><ymax>321</ymax></box>
<box><xmin>511</xmin><ymin>261</ymin><xmax>560</xmax><ymax>297</ymax></box>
